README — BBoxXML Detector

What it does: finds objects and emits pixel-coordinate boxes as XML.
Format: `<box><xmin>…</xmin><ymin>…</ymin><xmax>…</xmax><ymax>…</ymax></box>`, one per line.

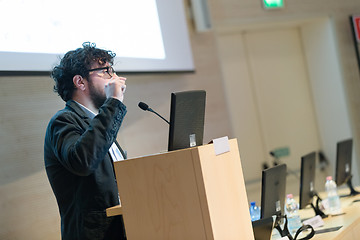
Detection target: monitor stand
<box><xmin>274</xmin><ymin>214</ymin><xmax>315</xmax><ymax>240</ymax></box>
<box><xmin>274</xmin><ymin>214</ymin><xmax>291</xmax><ymax>239</ymax></box>
<box><xmin>310</xmin><ymin>193</ymin><xmax>327</xmax><ymax>218</ymax></box>
<box><xmin>340</xmin><ymin>176</ymin><xmax>360</xmax><ymax>198</ymax></box>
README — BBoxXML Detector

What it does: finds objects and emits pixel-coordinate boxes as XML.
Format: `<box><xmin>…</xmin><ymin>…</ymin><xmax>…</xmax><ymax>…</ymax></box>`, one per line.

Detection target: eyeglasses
<box><xmin>87</xmin><ymin>66</ymin><xmax>116</xmax><ymax>78</ymax></box>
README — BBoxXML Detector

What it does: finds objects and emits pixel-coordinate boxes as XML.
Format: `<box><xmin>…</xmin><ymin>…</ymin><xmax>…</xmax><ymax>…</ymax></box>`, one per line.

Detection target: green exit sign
<box><xmin>262</xmin><ymin>0</ymin><xmax>285</xmax><ymax>9</ymax></box>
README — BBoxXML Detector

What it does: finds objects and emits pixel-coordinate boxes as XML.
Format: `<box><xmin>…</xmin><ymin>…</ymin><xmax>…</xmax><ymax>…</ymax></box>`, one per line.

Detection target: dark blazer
<box><xmin>44</xmin><ymin>98</ymin><xmax>127</xmax><ymax>240</ymax></box>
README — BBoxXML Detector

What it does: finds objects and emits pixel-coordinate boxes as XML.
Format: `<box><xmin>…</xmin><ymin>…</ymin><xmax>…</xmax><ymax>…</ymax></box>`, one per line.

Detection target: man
<box><xmin>44</xmin><ymin>42</ymin><xmax>127</xmax><ymax>240</ymax></box>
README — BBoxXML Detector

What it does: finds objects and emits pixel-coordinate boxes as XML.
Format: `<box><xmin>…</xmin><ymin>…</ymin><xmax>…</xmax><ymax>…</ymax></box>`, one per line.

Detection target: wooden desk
<box><xmin>106</xmin><ymin>204</ymin><xmax>122</xmax><ymax>217</ymax></box>
<box><xmin>108</xmin><ymin>193</ymin><xmax>360</xmax><ymax>239</ymax></box>
<box><xmin>106</xmin><ymin>173</ymin><xmax>360</xmax><ymax>239</ymax></box>
<box><xmin>300</xmin><ymin>190</ymin><xmax>360</xmax><ymax>240</ymax></box>
<box><xmin>272</xmin><ymin>189</ymin><xmax>360</xmax><ymax>240</ymax></box>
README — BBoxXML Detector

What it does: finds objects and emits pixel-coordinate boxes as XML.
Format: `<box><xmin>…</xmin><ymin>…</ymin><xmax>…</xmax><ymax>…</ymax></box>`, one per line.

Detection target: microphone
<box><xmin>138</xmin><ymin>102</ymin><xmax>170</xmax><ymax>125</ymax></box>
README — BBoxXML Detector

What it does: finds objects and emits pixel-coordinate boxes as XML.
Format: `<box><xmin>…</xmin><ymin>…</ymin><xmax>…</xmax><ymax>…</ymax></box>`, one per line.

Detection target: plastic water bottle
<box><xmin>249</xmin><ymin>201</ymin><xmax>261</xmax><ymax>221</ymax></box>
<box><xmin>285</xmin><ymin>194</ymin><xmax>302</xmax><ymax>236</ymax></box>
<box><xmin>325</xmin><ymin>176</ymin><xmax>342</xmax><ymax>215</ymax></box>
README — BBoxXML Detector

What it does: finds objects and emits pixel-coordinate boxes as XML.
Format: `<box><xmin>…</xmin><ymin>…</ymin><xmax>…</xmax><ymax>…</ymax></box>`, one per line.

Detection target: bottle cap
<box><xmin>287</xmin><ymin>193</ymin><xmax>293</xmax><ymax>198</ymax></box>
<box><xmin>250</xmin><ymin>201</ymin><xmax>256</xmax><ymax>206</ymax></box>
<box><xmin>326</xmin><ymin>176</ymin><xmax>332</xmax><ymax>181</ymax></box>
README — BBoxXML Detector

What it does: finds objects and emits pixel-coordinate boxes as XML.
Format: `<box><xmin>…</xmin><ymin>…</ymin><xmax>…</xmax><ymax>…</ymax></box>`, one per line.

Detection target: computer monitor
<box><xmin>168</xmin><ymin>90</ymin><xmax>206</xmax><ymax>151</ymax></box>
<box><xmin>260</xmin><ymin>164</ymin><xmax>287</xmax><ymax>221</ymax></box>
<box><xmin>299</xmin><ymin>152</ymin><xmax>326</xmax><ymax>218</ymax></box>
<box><xmin>335</xmin><ymin>138</ymin><xmax>359</xmax><ymax>197</ymax></box>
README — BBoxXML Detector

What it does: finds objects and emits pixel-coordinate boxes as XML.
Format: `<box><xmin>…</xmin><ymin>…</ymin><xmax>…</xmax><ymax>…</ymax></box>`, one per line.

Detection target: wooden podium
<box><xmin>109</xmin><ymin>138</ymin><xmax>254</xmax><ymax>240</ymax></box>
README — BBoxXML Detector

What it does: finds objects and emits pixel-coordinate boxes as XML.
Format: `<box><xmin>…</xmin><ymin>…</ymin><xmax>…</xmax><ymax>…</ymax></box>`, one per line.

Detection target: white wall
<box><xmin>301</xmin><ymin>17</ymin><xmax>359</xmax><ymax>185</ymax></box>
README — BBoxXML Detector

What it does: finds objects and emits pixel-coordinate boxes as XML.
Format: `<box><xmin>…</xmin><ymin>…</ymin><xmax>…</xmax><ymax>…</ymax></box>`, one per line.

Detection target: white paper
<box><xmin>213</xmin><ymin>136</ymin><xmax>230</xmax><ymax>155</ymax></box>
<box><xmin>303</xmin><ymin>215</ymin><xmax>325</xmax><ymax>229</ymax></box>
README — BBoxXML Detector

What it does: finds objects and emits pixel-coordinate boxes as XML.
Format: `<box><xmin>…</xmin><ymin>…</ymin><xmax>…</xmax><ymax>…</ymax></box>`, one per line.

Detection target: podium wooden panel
<box><xmin>113</xmin><ymin>138</ymin><xmax>254</xmax><ymax>240</ymax></box>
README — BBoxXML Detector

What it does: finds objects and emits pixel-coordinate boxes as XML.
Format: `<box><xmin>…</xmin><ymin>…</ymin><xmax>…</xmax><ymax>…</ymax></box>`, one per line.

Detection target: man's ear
<box><xmin>73</xmin><ymin>75</ymin><xmax>86</xmax><ymax>91</ymax></box>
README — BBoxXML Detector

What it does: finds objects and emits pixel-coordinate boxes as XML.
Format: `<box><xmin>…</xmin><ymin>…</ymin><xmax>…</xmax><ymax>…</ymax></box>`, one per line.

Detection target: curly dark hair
<box><xmin>51</xmin><ymin>42</ymin><xmax>116</xmax><ymax>102</ymax></box>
